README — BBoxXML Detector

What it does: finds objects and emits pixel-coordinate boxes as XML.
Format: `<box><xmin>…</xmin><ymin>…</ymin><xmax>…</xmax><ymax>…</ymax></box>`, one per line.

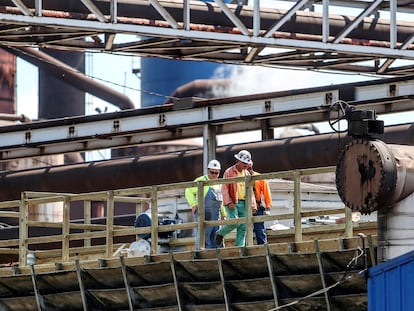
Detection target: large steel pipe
<box><xmin>0</xmin><ymin>123</ymin><xmax>413</xmax><ymax>201</ymax></box>
<box><xmin>337</xmin><ymin>139</ymin><xmax>414</xmax><ymax>213</ymax></box>
<box><xmin>4</xmin><ymin>47</ymin><xmax>135</xmax><ymax>110</ymax></box>
<box><xmin>2</xmin><ymin>0</ymin><xmax>414</xmax><ymax>43</ymax></box>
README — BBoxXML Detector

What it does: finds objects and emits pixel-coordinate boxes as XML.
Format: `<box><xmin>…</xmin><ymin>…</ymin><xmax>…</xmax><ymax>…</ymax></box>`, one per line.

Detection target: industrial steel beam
<box><xmin>1</xmin><ymin>0</ymin><xmax>414</xmax><ymax>74</ymax></box>
<box><xmin>0</xmin><ymin>75</ymin><xmax>414</xmax><ymax>160</ymax></box>
<box><xmin>0</xmin><ymin>123</ymin><xmax>411</xmax><ymax>201</ymax></box>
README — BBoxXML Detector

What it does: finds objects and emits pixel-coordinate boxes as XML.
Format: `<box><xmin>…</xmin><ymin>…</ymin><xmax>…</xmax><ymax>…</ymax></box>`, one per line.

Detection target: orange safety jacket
<box><xmin>251</xmin><ymin>171</ymin><xmax>272</xmax><ymax>209</ymax></box>
<box><xmin>222</xmin><ymin>164</ymin><xmax>256</xmax><ymax>209</ymax></box>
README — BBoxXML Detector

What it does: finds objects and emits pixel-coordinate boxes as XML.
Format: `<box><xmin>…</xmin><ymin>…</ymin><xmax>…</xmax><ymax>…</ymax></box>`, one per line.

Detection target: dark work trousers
<box><xmin>253</xmin><ymin>206</ymin><xmax>267</xmax><ymax>245</ymax></box>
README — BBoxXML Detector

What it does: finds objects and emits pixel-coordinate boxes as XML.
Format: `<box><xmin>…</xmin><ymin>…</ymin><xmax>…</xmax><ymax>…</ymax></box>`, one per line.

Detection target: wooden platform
<box><xmin>0</xmin><ymin>235</ymin><xmax>376</xmax><ymax>310</ymax></box>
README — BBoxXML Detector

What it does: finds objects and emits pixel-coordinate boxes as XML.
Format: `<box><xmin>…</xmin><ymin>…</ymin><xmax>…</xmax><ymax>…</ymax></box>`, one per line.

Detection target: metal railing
<box><xmin>0</xmin><ymin>166</ymin><xmax>356</xmax><ymax>266</ymax></box>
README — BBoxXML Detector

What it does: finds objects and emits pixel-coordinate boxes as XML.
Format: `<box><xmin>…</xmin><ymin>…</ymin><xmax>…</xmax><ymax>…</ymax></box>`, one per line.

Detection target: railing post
<box><xmin>62</xmin><ymin>196</ymin><xmax>70</xmax><ymax>262</ymax></box>
<box><xmin>245</xmin><ymin>175</ymin><xmax>253</xmax><ymax>247</ymax></box>
<box><xmin>344</xmin><ymin>206</ymin><xmax>353</xmax><ymax>238</ymax></box>
<box><xmin>84</xmin><ymin>200</ymin><xmax>91</xmax><ymax>247</ymax></box>
<box><xmin>197</xmin><ymin>180</ymin><xmax>205</xmax><ymax>250</ymax></box>
<box><xmin>19</xmin><ymin>192</ymin><xmax>29</xmax><ymax>266</ymax></box>
<box><xmin>106</xmin><ymin>191</ymin><xmax>115</xmax><ymax>258</ymax></box>
<box><xmin>151</xmin><ymin>186</ymin><xmax>159</xmax><ymax>255</ymax></box>
<box><xmin>136</xmin><ymin>199</ymin><xmax>142</xmax><ymax>216</ymax></box>
<box><xmin>12</xmin><ymin>166</ymin><xmax>345</xmax><ymax>265</ymax></box>
<box><xmin>293</xmin><ymin>170</ymin><xmax>302</xmax><ymax>242</ymax></box>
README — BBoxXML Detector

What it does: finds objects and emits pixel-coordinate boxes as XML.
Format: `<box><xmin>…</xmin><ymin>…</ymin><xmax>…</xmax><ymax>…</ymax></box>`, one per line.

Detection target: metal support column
<box><xmin>217</xmin><ymin>249</ymin><xmax>231</xmax><ymax>311</ymax></box>
<box><xmin>30</xmin><ymin>264</ymin><xmax>45</xmax><ymax>311</ymax></box>
<box><xmin>120</xmin><ymin>256</ymin><xmax>135</xmax><ymax>310</ymax></box>
<box><xmin>169</xmin><ymin>253</ymin><xmax>183</xmax><ymax>311</ymax></box>
<box><xmin>314</xmin><ymin>240</ymin><xmax>331</xmax><ymax>311</ymax></box>
<box><xmin>368</xmin><ymin>235</ymin><xmax>377</xmax><ymax>266</ymax></box>
<box><xmin>75</xmin><ymin>259</ymin><xmax>89</xmax><ymax>311</ymax></box>
<box><xmin>260</xmin><ymin>119</ymin><xmax>274</xmax><ymax>140</ymax></box>
<box><xmin>203</xmin><ymin>122</ymin><xmax>217</xmax><ymax>174</ymax></box>
<box><xmin>265</xmin><ymin>244</ymin><xmax>279</xmax><ymax>308</ymax></box>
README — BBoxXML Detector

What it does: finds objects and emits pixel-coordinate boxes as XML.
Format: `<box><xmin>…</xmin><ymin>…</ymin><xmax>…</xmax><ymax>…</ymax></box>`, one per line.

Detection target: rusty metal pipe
<box><xmin>4</xmin><ymin>46</ymin><xmax>135</xmax><ymax>110</ymax></box>
<box><xmin>0</xmin><ymin>123</ymin><xmax>413</xmax><ymax>201</ymax></box>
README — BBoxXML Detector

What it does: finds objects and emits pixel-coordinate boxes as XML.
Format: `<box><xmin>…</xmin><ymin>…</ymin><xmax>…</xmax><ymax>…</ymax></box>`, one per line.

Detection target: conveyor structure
<box><xmin>1</xmin><ymin>0</ymin><xmax>414</xmax><ymax>75</ymax></box>
<box><xmin>0</xmin><ymin>75</ymin><xmax>414</xmax><ymax>161</ymax></box>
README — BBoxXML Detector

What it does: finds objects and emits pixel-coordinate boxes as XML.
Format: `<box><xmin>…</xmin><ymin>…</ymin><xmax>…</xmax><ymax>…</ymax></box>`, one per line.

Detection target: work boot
<box><xmin>215</xmin><ymin>232</ymin><xmax>224</xmax><ymax>247</ymax></box>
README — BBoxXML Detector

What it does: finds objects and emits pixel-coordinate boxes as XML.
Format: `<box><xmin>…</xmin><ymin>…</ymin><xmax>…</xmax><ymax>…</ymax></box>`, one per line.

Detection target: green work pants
<box><xmin>217</xmin><ymin>200</ymin><xmax>246</xmax><ymax>246</ymax></box>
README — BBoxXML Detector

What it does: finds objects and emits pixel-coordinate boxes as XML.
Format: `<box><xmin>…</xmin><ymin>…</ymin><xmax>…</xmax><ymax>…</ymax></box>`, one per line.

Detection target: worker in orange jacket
<box><xmin>215</xmin><ymin>150</ymin><xmax>257</xmax><ymax>247</ymax></box>
<box><xmin>247</xmin><ymin>161</ymin><xmax>272</xmax><ymax>244</ymax></box>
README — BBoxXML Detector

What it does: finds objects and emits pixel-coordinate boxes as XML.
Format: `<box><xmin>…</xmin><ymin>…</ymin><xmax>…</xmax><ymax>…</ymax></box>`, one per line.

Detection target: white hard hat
<box><xmin>234</xmin><ymin>150</ymin><xmax>252</xmax><ymax>164</ymax></box>
<box><xmin>207</xmin><ymin>159</ymin><xmax>221</xmax><ymax>170</ymax></box>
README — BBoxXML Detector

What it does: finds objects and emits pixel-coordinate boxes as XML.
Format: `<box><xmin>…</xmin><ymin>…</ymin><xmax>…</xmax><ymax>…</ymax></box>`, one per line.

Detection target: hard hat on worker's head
<box><xmin>234</xmin><ymin>150</ymin><xmax>252</xmax><ymax>164</ymax></box>
<box><xmin>207</xmin><ymin>159</ymin><xmax>221</xmax><ymax>170</ymax></box>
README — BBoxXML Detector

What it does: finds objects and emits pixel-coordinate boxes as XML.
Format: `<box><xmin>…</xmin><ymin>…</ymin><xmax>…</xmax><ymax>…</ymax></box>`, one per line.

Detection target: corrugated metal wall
<box><xmin>368</xmin><ymin>250</ymin><xmax>414</xmax><ymax>311</ymax></box>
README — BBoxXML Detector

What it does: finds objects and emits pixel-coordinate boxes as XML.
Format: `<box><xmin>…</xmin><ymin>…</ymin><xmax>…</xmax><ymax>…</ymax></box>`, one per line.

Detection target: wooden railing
<box><xmin>0</xmin><ymin>166</ymin><xmax>357</xmax><ymax>266</ymax></box>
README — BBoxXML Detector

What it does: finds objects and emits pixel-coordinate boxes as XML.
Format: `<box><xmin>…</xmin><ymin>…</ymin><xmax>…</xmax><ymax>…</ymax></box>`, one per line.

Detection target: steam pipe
<box><xmin>164</xmin><ymin>79</ymin><xmax>232</xmax><ymax>104</ymax></box>
<box><xmin>4</xmin><ymin>46</ymin><xmax>135</xmax><ymax>110</ymax></box>
<box><xmin>0</xmin><ymin>123</ymin><xmax>412</xmax><ymax>201</ymax></box>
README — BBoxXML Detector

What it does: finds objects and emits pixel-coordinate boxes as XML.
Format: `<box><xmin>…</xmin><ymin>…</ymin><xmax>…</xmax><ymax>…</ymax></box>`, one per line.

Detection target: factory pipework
<box><xmin>2</xmin><ymin>0</ymin><xmax>413</xmax><ymax>44</ymax></box>
<box><xmin>163</xmin><ymin>79</ymin><xmax>232</xmax><ymax>104</ymax></box>
<box><xmin>4</xmin><ymin>46</ymin><xmax>135</xmax><ymax>111</ymax></box>
<box><xmin>336</xmin><ymin>138</ymin><xmax>414</xmax><ymax>261</ymax></box>
<box><xmin>0</xmin><ymin>123</ymin><xmax>412</xmax><ymax>201</ymax></box>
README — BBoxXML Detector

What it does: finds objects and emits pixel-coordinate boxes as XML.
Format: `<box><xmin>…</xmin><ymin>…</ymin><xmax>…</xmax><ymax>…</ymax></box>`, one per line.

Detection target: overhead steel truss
<box><xmin>0</xmin><ymin>75</ymin><xmax>413</xmax><ymax>161</ymax></box>
<box><xmin>1</xmin><ymin>0</ymin><xmax>414</xmax><ymax>75</ymax></box>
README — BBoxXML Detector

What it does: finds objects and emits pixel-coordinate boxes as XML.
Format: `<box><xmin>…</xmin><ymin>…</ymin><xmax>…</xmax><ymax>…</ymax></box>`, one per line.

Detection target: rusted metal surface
<box><xmin>336</xmin><ymin>139</ymin><xmax>414</xmax><ymax>214</ymax></box>
<box><xmin>0</xmin><ymin>133</ymin><xmax>342</xmax><ymax>201</ymax></box>
<box><xmin>1</xmin><ymin>0</ymin><xmax>414</xmax><ymax>75</ymax></box>
<box><xmin>0</xmin><ymin>124</ymin><xmax>412</xmax><ymax>201</ymax></box>
<box><xmin>2</xmin><ymin>0</ymin><xmax>413</xmax><ymax>44</ymax></box>
<box><xmin>0</xmin><ymin>49</ymin><xmax>15</xmax><ymax>114</ymax></box>
<box><xmin>336</xmin><ymin>139</ymin><xmax>398</xmax><ymax>214</ymax></box>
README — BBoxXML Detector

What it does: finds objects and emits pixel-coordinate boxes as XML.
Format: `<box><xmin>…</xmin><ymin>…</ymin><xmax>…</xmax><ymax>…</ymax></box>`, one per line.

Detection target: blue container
<box><xmin>140</xmin><ymin>58</ymin><xmax>225</xmax><ymax>107</ymax></box>
<box><xmin>368</xmin><ymin>250</ymin><xmax>414</xmax><ymax>311</ymax></box>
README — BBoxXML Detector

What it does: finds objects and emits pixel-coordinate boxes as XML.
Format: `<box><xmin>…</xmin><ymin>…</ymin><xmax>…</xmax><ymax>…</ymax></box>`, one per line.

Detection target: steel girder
<box><xmin>0</xmin><ymin>0</ymin><xmax>414</xmax><ymax>75</ymax></box>
<box><xmin>0</xmin><ymin>74</ymin><xmax>413</xmax><ymax>161</ymax></box>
